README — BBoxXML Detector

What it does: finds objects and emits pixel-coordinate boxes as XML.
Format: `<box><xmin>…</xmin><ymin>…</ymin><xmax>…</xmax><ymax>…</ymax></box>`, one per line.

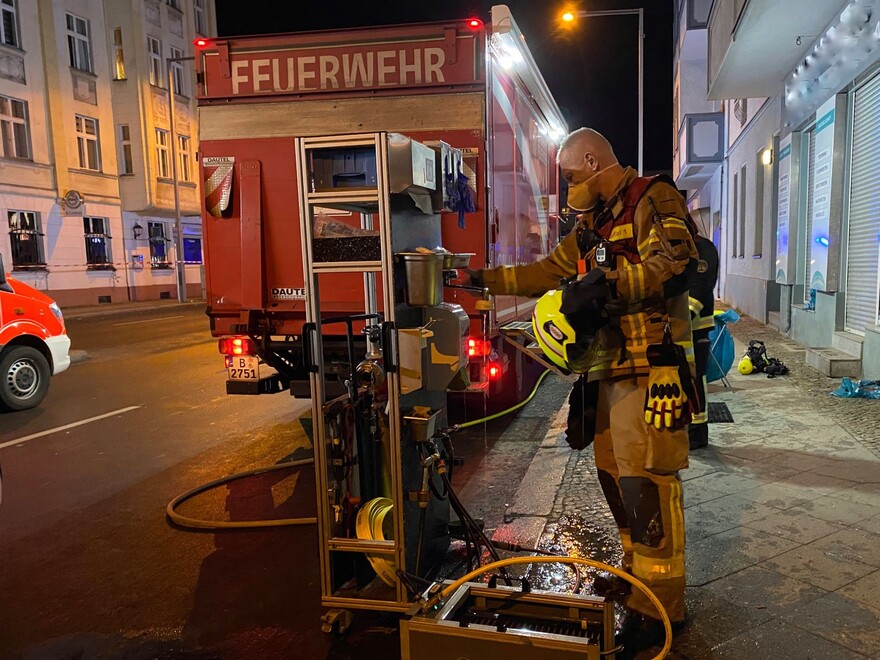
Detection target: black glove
<box><xmin>559</xmin><ymin>268</ymin><xmax>611</xmax><ymax>318</ymax></box>
<box><xmin>464</xmin><ymin>268</ymin><xmax>484</xmax><ymax>288</ymax></box>
<box><xmin>581</xmin><ymin>267</ymin><xmax>607</xmax><ymax>286</ymax></box>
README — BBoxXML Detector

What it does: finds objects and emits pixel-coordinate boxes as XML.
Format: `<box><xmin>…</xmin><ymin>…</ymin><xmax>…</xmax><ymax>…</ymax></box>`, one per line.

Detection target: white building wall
<box><xmin>722</xmin><ymin>95</ymin><xmax>781</xmax><ymax>322</ymax></box>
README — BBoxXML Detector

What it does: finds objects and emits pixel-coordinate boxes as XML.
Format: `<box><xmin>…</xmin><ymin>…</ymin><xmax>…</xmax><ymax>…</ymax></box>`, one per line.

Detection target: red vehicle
<box><xmin>0</xmin><ymin>255</ymin><xmax>71</xmax><ymax>411</ymax></box>
<box><xmin>196</xmin><ymin>6</ymin><xmax>567</xmax><ymax>400</ymax></box>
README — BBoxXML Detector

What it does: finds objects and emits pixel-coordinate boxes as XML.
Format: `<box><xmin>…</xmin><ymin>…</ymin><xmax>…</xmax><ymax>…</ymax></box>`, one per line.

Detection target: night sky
<box><xmin>214</xmin><ymin>1</ymin><xmax>673</xmax><ymax>173</ymax></box>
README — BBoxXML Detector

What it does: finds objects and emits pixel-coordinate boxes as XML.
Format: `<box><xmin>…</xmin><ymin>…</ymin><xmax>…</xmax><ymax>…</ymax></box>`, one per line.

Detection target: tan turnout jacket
<box><xmin>481</xmin><ymin>167</ymin><xmax>698</xmax><ymax>381</ymax></box>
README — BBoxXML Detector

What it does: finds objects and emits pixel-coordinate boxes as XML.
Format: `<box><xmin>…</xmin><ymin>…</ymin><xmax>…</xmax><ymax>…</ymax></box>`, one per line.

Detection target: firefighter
<box><xmin>688</xmin><ymin>234</ymin><xmax>719</xmax><ymax>449</ymax></box>
<box><xmin>469</xmin><ymin>128</ymin><xmax>697</xmax><ymax>654</ymax></box>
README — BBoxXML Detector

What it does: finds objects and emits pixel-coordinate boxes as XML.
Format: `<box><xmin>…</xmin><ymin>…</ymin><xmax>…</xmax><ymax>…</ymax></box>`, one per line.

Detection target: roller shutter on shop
<box><xmin>804</xmin><ymin>129</ymin><xmax>817</xmax><ymax>301</ymax></box>
<box><xmin>845</xmin><ymin>70</ymin><xmax>880</xmax><ymax>334</ymax></box>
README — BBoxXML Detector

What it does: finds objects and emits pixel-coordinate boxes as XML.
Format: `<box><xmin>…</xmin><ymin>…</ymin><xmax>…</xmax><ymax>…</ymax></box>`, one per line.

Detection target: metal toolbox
<box><xmin>401</xmin><ymin>581</ymin><xmax>615</xmax><ymax>659</ymax></box>
<box><xmin>388</xmin><ymin>133</ymin><xmax>437</xmax><ymax>193</ymax></box>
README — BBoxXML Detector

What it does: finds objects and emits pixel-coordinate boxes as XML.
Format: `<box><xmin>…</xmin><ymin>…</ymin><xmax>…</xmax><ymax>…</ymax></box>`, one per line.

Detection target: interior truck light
<box><xmin>219</xmin><ymin>336</ymin><xmax>255</xmax><ymax>356</ymax></box>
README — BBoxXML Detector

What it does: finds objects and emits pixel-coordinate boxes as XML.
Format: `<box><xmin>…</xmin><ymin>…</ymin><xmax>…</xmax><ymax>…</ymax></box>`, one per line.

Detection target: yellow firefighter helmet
<box><xmin>738</xmin><ymin>355</ymin><xmax>754</xmax><ymax>375</ymax></box>
<box><xmin>532</xmin><ymin>289</ymin><xmax>580</xmax><ymax>372</ymax></box>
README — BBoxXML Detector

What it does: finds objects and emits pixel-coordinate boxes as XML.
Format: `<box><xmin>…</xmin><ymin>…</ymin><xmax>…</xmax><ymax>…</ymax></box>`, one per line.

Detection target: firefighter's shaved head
<box><xmin>558</xmin><ymin>128</ymin><xmax>618</xmax><ymax>170</ymax></box>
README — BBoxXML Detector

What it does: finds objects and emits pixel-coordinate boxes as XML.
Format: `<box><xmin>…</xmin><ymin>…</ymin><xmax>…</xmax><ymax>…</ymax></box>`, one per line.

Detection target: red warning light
<box><xmin>218</xmin><ymin>336</ymin><xmax>255</xmax><ymax>356</ymax></box>
<box><xmin>486</xmin><ymin>361</ymin><xmax>502</xmax><ymax>380</ymax></box>
<box><xmin>467</xmin><ymin>18</ymin><xmax>483</xmax><ymax>29</ymax></box>
<box><xmin>193</xmin><ymin>37</ymin><xmax>209</xmax><ymax>48</ymax></box>
<box><xmin>467</xmin><ymin>337</ymin><xmax>492</xmax><ymax>359</ymax></box>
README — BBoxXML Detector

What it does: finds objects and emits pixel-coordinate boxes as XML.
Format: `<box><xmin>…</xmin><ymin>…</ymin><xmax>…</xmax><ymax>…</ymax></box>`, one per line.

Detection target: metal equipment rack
<box><xmin>297</xmin><ymin>133</ymin><xmax>410</xmax><ymax>615</ymax></box>
<box><xmin>297</xmin><ymin>133</ymin><xmax>457</xmax><ymax>627</ymax></box>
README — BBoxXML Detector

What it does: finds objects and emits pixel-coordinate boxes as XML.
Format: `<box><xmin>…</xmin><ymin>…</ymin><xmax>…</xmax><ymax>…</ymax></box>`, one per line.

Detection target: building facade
<box><xmin>0</xmin><ymin>0</ymin><xmax>215</xmax><ymax>307</ymax></box>
<box><xmin>675</xmin><ymin>0</ymin><xmax>880</xmax><ymax>379</ymax></box>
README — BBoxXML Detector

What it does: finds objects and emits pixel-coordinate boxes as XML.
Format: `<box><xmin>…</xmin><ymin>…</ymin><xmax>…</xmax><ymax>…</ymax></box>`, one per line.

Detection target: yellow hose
<box><xmin>430</xmin><ymin>555</ymin><xmax>672</xmax><ymax>660</ymax></box>
<box><xmin>355</xmin><ymin>497</ymin><xmax>397</xmax><ymax>586</ymax></box>
<box><xmin>166</xmin><ymin>459</ymin><xmax>317</xmax><ymax>529</ymax></box>
<box><xmin>458</xmin><ymin>369</ymin><xmax>551</xmax><ymax>429</ymax></box>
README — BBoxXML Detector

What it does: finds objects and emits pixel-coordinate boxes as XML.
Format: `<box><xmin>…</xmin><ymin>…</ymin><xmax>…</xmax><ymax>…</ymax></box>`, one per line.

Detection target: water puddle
<box><xmin>529</xmin><ymin>511</ymin><xmax>622</xmax><ymax>594</ymax></box>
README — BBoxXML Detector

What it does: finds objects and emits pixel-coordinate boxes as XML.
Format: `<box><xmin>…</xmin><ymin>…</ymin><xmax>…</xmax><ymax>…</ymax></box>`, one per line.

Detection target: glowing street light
<box><xmin>561</xmin><ymin>11</ymin><xmax>575</xmax><ymax>22</ymax></box>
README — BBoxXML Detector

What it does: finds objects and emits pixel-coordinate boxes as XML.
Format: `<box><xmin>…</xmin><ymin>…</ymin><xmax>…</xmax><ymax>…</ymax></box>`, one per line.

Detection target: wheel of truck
<box><xmin>0</xmin><ymin>346</ymin><xmax>51</xmax><ymax>412</ymax></box>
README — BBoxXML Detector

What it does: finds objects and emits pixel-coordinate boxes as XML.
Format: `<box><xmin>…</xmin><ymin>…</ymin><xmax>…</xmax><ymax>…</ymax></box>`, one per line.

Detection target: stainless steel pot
<box><xmin>396</xmin><ymin>252</ymin><xmax>445</xmax><ymax>306</ymax></box>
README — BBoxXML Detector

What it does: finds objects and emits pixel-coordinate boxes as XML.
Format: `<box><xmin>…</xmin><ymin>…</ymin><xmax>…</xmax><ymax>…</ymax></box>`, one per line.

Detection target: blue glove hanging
<box><xmin>455</xmin><ymin>171</ymin><xmax>475</xmax><ymax>228</ymax></box>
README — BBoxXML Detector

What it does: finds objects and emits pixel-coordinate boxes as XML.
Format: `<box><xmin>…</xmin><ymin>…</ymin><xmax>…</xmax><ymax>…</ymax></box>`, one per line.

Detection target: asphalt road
<box><xmin>0</xmin><ymin>305</ymin><xmax>344</xmax><ymax>659</ymax></box>
<box><xmin>0</xmin><ymin>304</ymin><xmax>562</xmax><ymax>659</ymax></box>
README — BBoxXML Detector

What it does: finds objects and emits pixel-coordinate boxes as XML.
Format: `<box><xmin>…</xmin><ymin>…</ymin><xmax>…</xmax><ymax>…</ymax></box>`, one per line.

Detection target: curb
<box><xmin>491</xmin><ymin>406</ymin><xmax>569</xmax><ymax>556</ymax></box>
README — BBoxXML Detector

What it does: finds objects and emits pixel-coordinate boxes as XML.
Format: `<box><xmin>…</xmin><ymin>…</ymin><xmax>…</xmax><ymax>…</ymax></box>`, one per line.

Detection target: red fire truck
<box><xmin>196</xmin><ymin>5</ymin><xmax>567</xmax><ymax>401</ymax></box>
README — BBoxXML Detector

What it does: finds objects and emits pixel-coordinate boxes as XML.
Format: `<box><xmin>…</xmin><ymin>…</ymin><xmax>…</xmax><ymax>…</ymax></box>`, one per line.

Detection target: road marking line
<box><xmin>113</xmin><ymin>315</ymin><xmax>185</xmax><ymax>326</ymax></box>
<box><xmin>0</xmin><ymin>406</ymin><xmax>141</xmax><ymax>450</ymax></box>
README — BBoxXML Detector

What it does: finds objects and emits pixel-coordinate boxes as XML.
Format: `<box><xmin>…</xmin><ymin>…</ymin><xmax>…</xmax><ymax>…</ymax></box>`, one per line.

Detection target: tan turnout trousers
<box><xmin>592</xmin><ymin>374</ymin><xmax>688</xmax><ymax>622</ymax></box>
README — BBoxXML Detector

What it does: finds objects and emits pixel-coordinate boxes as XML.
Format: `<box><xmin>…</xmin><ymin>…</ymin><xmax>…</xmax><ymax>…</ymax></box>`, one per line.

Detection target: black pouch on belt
<box><xmin>565</xmin><ymin>375</ymin><xmax>600</xmax><ymax>450</ymax></box>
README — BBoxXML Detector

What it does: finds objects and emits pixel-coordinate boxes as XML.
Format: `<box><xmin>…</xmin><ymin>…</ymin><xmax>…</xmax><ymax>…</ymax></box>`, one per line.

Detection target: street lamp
<box><xmin>561</xmin><ymin>8</ymin><xmax>644</xmax><ymax>175</ymax></box>
<box><xmin>167</xmin><ymin>54</ymin><xmax>195</xmax><ymax>303</ymax></box>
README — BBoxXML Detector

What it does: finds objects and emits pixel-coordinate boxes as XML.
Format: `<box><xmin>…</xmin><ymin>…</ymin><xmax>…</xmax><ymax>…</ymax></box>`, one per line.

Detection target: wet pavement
<box><xmin>496</xmin><ymin>314</ymin><xmax>880</xmax><ymax>658</ymax></box>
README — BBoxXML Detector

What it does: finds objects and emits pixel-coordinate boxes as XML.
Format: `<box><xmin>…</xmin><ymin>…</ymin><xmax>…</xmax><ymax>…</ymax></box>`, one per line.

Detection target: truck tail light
<box><xmin>194</xmin><ymin>37</ymin><xmax>210</xmax><ymax>48</ymax></box>
<box><xmin>486</xmin><ymin>361</ymin><xmax>502</xmax><ymax>380</ymax></box>
<box><xmin>467</xmin><ymin>337</ymin><xmax>492</xmax><ymax>359</ymax></box>
<box><xmin>219</xmin><ymin>336</ymin><xmax>255</xmax><ymax>356</ymax></box>
<box><xmin>467</xmin><ymin>18</ymin><xmax>483</xmax><ymax>29</ymax></box>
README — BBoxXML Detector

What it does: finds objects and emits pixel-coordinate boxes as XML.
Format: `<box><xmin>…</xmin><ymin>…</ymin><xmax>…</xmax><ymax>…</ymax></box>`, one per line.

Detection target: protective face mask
<box><xmin>567</xmin><ymin>165</ymin><xmax>617</xmax><ymax>211</ymax></box>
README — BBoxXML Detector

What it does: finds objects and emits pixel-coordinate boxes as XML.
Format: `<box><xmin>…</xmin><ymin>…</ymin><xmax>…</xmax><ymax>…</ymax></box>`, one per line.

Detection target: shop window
<box><xmin>83</xmin><ymin>216</ymin><xmax>113</xmax><ymax>268</ymax></box>
<box><xmin>183</xmin><ymin>237</ymin><xmax>201</xmax><ymax>263</ymax></box>
<box><xmin>8</xmin><ymin>210</ymin><xmax>45</xmax><ymax>269</ymax></box>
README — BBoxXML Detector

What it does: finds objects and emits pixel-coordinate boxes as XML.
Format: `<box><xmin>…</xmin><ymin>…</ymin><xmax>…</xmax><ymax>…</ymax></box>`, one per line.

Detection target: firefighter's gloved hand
<box><xmin>560</xmin><ymin>268</ymin><xmax>610</xmax><ymax>337</ymax></box>
<box><xmin>644</xmin><ymin>368</ymin><xmax>688</xmax><ymax>430</ymax></box>
<box><xmin>581</xmin><ymin>268</ymin><xmax>607</xmax><ymax>286</ymax></box>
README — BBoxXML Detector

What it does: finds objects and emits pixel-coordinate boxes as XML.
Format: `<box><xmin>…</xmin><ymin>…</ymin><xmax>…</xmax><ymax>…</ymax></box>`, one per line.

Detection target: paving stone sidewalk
<box><xmin>501</xmin><ymin>313</ymin><xmax>880</xmax><ymax>659</ymax></box>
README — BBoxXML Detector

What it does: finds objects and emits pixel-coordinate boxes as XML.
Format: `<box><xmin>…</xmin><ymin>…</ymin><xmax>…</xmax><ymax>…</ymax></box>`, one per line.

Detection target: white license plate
<box><xmin>228</xmin><ymin>355</ymin><xmax>259</xmax><ymax>381</ymax></box>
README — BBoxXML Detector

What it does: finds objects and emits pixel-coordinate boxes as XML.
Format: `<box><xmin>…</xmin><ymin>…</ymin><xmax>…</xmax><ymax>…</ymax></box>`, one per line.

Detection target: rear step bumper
<box><xmin>226</xmin><ymin>373</ymin><xmax>288</xmax><ymax>395</ymax></box>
